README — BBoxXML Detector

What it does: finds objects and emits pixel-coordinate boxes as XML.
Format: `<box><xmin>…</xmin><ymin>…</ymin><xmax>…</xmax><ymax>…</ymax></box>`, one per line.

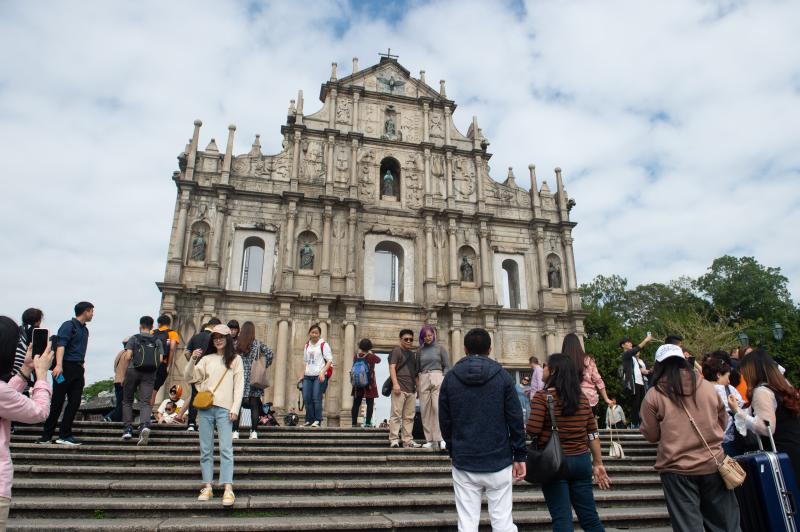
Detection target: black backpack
<box><xmin>152</xmin><ymin>329</ymin><xmax>172</xmax><ymax>363</ymax></box>
<box><xmin>131</xmin><ymin>334</ymin><xmax>161</xmax><ymax>372</ymax></box>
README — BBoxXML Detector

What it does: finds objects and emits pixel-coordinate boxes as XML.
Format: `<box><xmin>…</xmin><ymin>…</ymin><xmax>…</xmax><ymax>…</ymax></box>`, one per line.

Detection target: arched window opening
<box><xmin>502</xmin><ymin>259</ymin><xmax>521</xmax><ymax>309</ymax></box>
<box><xmin>379</xmin><ymin>157</ymin><xmax>401</xmax><ymax>200</ymax></box>
<box><xmin>240</xmin><ymin>237</ymin><xmax>265</xmax><ymax>292</ymax></box>
<box><xmin>374</xmin><ymin>241</ymin><xmax>404</xmax><ymax>301</ymax></box>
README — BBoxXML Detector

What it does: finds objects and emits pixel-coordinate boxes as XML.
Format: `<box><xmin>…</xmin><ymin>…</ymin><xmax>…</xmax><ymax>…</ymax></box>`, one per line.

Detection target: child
<box><xmin>157</xmin><ymin>385</ymin><xmax>185</xmax><ymax>424</ymax></box>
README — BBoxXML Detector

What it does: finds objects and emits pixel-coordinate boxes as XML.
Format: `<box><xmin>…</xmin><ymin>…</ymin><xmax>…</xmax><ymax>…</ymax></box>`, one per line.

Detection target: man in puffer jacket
<box><xmin>439</xmin><ymin>328</ymin><xmax>527</xmax><ymax>532</ymax></box>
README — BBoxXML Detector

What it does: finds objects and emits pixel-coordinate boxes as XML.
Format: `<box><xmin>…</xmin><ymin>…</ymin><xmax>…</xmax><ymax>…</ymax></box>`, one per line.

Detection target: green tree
<box><xmin>82</xmin><ymin>378</ymin><xmax>114</xmax><ymax>400</ymax></box>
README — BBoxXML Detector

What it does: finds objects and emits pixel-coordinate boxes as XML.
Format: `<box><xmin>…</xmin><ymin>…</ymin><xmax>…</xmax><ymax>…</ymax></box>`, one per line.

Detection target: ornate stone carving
<box><xmin>190</xmin><ymin>229</ymin><xmax>207</xmax><ymax>261</ymax></box>
<box><xmin>376</xmin><ymin>73</ymin><xmax>406</xmax><ymax>95</ymax></box>
<box><xmin>334</xmin><ymin>145</ymin><xmax>349</xmax><ymax>183</ymax></box>
<box><xmin>363</xmin><ymin>104</ymin><xmax>378</xmax><ymax>135</ymax></box>
<box><xmin>405</xmin><ymin>173</ymin><xmax>422</xmax><ymax>208</ymax></box>
<box><xmin>358</xmin><ymin>148</ymin><xmax>376</xmax><ymax>200</ymax></box>
<box><xmin>382</xmin><ymin>106</ymin><xmax>401</xmax><ymax>141</ymax></box>
<box><xmin>336</xmin><ymin>99</ymin><xmax>352</xmax><ymax>124</ymax></box>
<box><xmin>401</xmin><ymin>113</ymin><xmax>421</xmax><ymax>143</ymax></box>
<box><xmin>431</xmin><ymin>155</ymin><xmax>445</xmax><ymax>196</ymax></box>
<box><xmin>460</xmin><ymin>256</ymin><xmax>474</xmax><ymax>282</ymax></box>
<box><xmin>453</xmin><ymin>158</ymin><xmax>475</xmax><ymax>200</ymax></box>
<box><xmin>299</xmin><ymin>242</ymin><xmax>314</xmax><ymax>269</ymax></box>
<box><xmin>430</xmin><ymin>112</ymin><xmax>444</xmax><ymax>138</ymax></box>
<box><xmin>548</xmin><ymin>258</ymin><xmax>562</xmax><ymax>289</ymax></box>
<box><xmin>301</xmin><ymin>141</ymin><xmax>325</xmax><ymax>183</ymax></box>
<box><xmin>382</xmin><ymin>169</ymin><xmax>396</xmax><ymax>197</ymax></box>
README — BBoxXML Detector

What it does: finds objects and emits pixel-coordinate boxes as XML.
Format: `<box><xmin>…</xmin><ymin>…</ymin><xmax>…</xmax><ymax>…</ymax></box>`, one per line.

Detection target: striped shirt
<box><xmin>13</xmin><ymin>327</ymin><xmax>30</xmax><ymax>377</ymax></box>
<box><xmin>526</xmin><ymin>388</ymin><xmax>599</xmax><ymax>456</ymax></box>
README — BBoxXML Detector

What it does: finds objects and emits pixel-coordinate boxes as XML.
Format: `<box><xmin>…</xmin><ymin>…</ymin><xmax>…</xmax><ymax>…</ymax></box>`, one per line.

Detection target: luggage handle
<box><xmin>785</xmin><ymin>488</ymin><xmax>797</xmax><ymax>517</ymax></box>
<box><xmin>763</xmin><ymin>420</ymin><xmax>778</xmax><ymax>453</ymax></box>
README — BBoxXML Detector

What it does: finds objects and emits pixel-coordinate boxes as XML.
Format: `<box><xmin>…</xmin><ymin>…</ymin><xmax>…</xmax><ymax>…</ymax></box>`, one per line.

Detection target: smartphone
<box><xmin>32</xmin><ymin>328</ymin><xmax>48</xmax><ymax>356</ymax></box>
<box><xmin>646</xmin><ymin>331</ymin><xmax>652</xmax><ymax>338</ymax></box>
<box><xmin>55</xmin><ymin>374</ymin><xmax>65</xmax><ymax>384</ymax></box>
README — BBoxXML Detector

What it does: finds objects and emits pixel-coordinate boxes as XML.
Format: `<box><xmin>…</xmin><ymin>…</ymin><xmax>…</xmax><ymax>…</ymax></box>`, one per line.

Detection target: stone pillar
<box><xmin>283</xmin><ymin>201</ymin><xmax>297</xmax><ymax>289</ymax></box>
<box><xmin>272</xmin><ymin>312</ymin><xmax>291</xmax><ymax>411</ymax></box>
<box><xmin>424</xmin><ymin>214</ymin><xmax>436</xmax><ymax>303</ymax></box>
<box><xmin>448</xmin><ymin>218</ymin><xmax>458</xmax><ymax>284</ymax></box>
<box><xmin>422</xmin><ymin>102</ymin><xmax>430</xmax><ymax>143</ymax></box>
<box><xmin>450</xmin><ymin>311</ymin><xmax>463</xmax><ymax>365</ymax></box>
<box><xmin>445</xmin><ymin>152</ymin><xmax>454</xmax><ymax>209</ymax></box>
<box><xmin>320</xmin><ymin>203</ymin><xmax>332</xmax><ymax>292</ymax></box>
<box><xmin>349</xmin><ymin>138</ymin><xmax>359</xmax><ymax>197</ymax></box>
<box><xmin>325</xmin><ymin>134</ymin><xmax>335</xmax><ymax>195</ymax></box>
<box><xmin>328</xmin><ymin>89</ymin><xmax>337</xmax><ymax>130</ymax></box>
<box><xmin>165</xmin><ymin>192</ymin><xmax>191</xmax><ymax>283</ymax></box>
<box><xmin>534</xmin><ymin>229</ymin><xmax>548</xmax><ymax>289</ymax></box>
<box><xmin>352</xmin><ymin>92</ymin><xmax>360</xmax><ymax>132</ymax></box>
<box><xmin>185</xmin><ymin>119</ymin><xmax>202</xmax><ymax>182</ymax></box>
<box><xmin>346</xmin><ymin>206</ymin><xmax>357</xmax><ymax>293</ymax></box>
<box><xmin>478</xmin><ymin>223</ymin><xmax>494</xmax><ymax>305</ymax></box>
<box><xmin>474</xmin><ymin>154</ymin><xmax>485</xmax><ymax>211</ymax></box>
<box><xmin>562</xmin><ymin>233</ymin><xmax>578</xmax><ymax>292</ymax></box>
<box><xmin>423</xmin><ymin>147</ymin><xmax>432</xmax><ymax>198</ymax></box>
<box><xmin>340</xmin><ymin>311</ymin><xmax>356</xmax><ymax>423</ymax></box>
<box><xmin>290</xmin><ymin>131</ymin><xmax>301</xmax><ymax>192</ymax></box>
<box><xmin>205</xmin><ymin>195</ymin><xmax>227</xmax><ymax>286</ymax></box>
<box><xmin>444</xmin><ymin>107</ymin><xmax>452</xmax><ymax>146</ymax></box>
<box><xmin>545</xmin><ymin>329</ymin><xmax>557</xmax><ymax>356</ymax></box>
<box><xmin>220</xmin><ymin>124</ymin><xmax>235</xmax><ymax>185</ymax></box>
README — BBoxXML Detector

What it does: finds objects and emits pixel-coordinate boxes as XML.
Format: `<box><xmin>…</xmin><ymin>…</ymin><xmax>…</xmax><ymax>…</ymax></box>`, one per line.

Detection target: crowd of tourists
<box><xmin>2</xmin><ymin>301</ymin><xmax>800</xmax><ymax>532</ymax></box>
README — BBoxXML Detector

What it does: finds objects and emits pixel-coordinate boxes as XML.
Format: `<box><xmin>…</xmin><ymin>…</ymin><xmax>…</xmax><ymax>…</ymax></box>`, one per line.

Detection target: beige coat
<box><xmin>184</xmin><ymin>353</ymin><xmax>244</xmax><ymax>412</ymax></box>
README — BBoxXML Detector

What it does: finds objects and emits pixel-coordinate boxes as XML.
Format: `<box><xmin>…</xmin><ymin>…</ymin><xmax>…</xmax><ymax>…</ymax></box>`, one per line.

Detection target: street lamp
<box><xmin>737</xmin><ymin>332</ymin><xmax>749</xmax><ymax>347</ymax></box>
<box><xmin>773</xmin><ymin>323</ymin><xmax>784</xmax><ymax>342</ymax></box>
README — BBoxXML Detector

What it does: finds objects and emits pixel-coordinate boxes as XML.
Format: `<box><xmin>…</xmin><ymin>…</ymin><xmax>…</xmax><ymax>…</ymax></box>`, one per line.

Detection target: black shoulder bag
<box><xmin>382</xmin><ymin>351</ymin><xmax>411</xmax><ymax>397</ymax></box>
<box><xmin>525</xmin><ymin>394</ymin><xmax>567</xmax><ymax>484</ymax></box>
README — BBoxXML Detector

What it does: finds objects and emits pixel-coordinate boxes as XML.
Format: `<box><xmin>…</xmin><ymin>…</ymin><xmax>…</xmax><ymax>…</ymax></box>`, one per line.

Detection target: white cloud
<box><xmin>1</xmin><ymin>0</ymin><xmax>798</xmax><ymax>385</ymax></box>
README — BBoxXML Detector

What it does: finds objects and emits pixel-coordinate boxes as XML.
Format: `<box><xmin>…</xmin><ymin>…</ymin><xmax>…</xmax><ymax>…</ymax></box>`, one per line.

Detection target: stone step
<box><xmin>6</xmin><ymin>506</ymin><xmax>671</xmax><ymax>531</ymax></box>
<box><xmin>9</xmin><ymin>489</ymin><xmax>666</xmax><ymax>519</ymax></box>
<box><xmin>11</xmin><ymin>476</ymin><xmax>663</xmax><ymax>498</ymax></box>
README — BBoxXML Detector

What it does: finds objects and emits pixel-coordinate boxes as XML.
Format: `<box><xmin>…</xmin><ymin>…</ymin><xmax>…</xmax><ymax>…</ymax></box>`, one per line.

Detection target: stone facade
<box><xmin>157</xmin><ymin>56</ymin><xmax>586</xmax><ymax>425</ymax></box>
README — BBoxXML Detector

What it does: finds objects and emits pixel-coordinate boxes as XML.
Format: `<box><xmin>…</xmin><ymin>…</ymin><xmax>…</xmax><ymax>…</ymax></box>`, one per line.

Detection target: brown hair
<box><xmin>561</xmin><ymin>333</ymin><xmax>587</xmax><ymax>381</ymax></box>
<box><xmin>740</xmin><ymin>350</ymin><xmax>800</xmax><ymax>416</ymax></box>
<box><xmin>236</xmin><ymin>321</ymin><xmax>256</xmax><ymax>354</ymax></box>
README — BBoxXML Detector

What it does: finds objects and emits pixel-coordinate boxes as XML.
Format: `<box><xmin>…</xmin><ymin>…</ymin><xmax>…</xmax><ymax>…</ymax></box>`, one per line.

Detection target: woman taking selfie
<box><xmin>526</xmin><ymin>353</ymin><xmax>610</xmax><ymax>532</ymax></box>
<box><xmin>0</xmin><ymin>315</ymin><xmax>53</xmax><ymax>528</ymax></box>
<box><xmin>184</xmin><ymin>324</ymin><xmax>243</xmax><ymax>506</ymax></box>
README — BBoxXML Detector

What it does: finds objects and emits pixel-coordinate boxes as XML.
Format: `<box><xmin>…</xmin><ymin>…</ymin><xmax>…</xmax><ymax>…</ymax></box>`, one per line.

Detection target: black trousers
<box><xmin>351</xmin><ymin>392</ymin><xmax>375</xmax><ymax>426</ymax></box>
<box><xmin>660</xmin><ymin>471</ymin><xmax>741</xmax><ymax>532</ymax></box>
<box><xmin>41</xmin><ymin>362</ymin><xmax>85</xmax><ymax>440</ymax></box>
<box><xmin>630</xmin><ymin>383</ymin><xmax>645</xmax><ymax>426</ymax></box>
<box><xmin>188</xmin><ymin>384</ymin><xmax>198</xmax><ymax>426</ymax></box>
<box><xmin>232</xmin><ymin>395</ymin><xmax>263</xmax><ymax>431</ymax></box>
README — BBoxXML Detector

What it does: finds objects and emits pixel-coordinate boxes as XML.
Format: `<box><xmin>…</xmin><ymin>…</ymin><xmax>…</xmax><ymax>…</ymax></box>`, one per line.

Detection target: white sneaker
<box><xmin>422</xmin><ymin>442</ymin><xmax>434</xmax><ymax>449</ymax></box>
<box><xmin>249</xmin><ymin>431</ymin><xmax>258</xmax><ymax>439</ymax></box>
<box><xmin>137</xmin><ymin>427</ymin><xmax>150</xmax><ymax>446</ymax></box>
<box><xmin>439</xmin><ymin>440</ymin><xmax>447</xmax><ymax>450</ymax></box>
<box><xmin>310</xmin><ymin>421</ymin><xmax>320</xmax><ymax>428</ymax></box>
<box><xmin>187</xmin><ymin>425</ymin><xmax>196</xmax><ymax>432</ymax></box>
<box><xmin>404</xmin><ymin>440</ymin><xmax>422</xmax><ymax>448</ymax></box>
<box><xmin>303</xmin><ymin>422</ymin><xmax>312</xmax><ymax>427</ymax></box>
<box><xmin>232</xmin><ymin>431</ymin><xmax>240</xmax><ymax>439</ymax></box>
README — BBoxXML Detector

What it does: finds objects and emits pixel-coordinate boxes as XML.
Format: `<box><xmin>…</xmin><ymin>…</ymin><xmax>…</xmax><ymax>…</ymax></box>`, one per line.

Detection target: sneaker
<box><xmin>303</xmin><ymin>422</ymin><xmax>312</xmax><ymax>427</ymax></box>
<box><xmin>422</xmin><ymin>441</ymin><xmax>434</xmax><ymax>449</ymax></box>
<box><xmin>55</xmin><ymin>437</ymin><xmax>81</xmax><ymax>446</ymax></box>
<box><xmin>137</xmin><ymin>427</ymin><xmax>150</xmax><ymax>446</ymax></box>
<box><xmin>404</xmin><ymin>441</ymin><xmax>422</xmax><ymax>448</ymax></box>
<box><xmin>249</xmin><ymin>431</ymin><xmax>258</xmax><ymax>440</ymax></box>
<box><xmin>36</xmin><ymin>438</ymin><xmax>52</xmax><ymax>444</ymax></box>
<box><xmin>197</xmin><ymin>487</ymin><xmax>213</xmax><ymax>501</ymax></box>
<box><xmin>389</xmin><ymin>441</ymin><xmax>400</xmax><ymax>448</ymax></box>
<box><xmin>310</xmin><ymin>421</ymin><xmax>320</xmax><ymax>428</ymax></box>
<box><xmin>122</xmin><ymin>429</ymin><xmax>133</xmax><ymax>440</ymax></box>
<box><xmin>222</xmin><ymin>488</ymin><xmax>235</xmax><ymax>507</ymax></box>
<box><xmin>232</xmin><ymin>431</ymin><xmax>240</xmax><ymax>440</ymax></box>
<box><xmin>439</xmin><ymin>440</ymin><xmax>447</xmax><ymax>450</ymax></box>
<box><xmin>187</xmin><ymin>425</ymin><xmax>196</xmax><ymax>432</ymax></box>
<box><xmin>363</xmin><ymin>422</ymin><xmax>374</xmax><ymax>428</ymax></box>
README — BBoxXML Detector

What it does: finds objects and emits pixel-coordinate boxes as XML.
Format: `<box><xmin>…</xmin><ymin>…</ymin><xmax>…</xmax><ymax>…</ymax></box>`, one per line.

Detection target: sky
<box><xmin>1</xmin><ymin>0</ymin><xmax>798</xmax><ymax>385</ymax></box>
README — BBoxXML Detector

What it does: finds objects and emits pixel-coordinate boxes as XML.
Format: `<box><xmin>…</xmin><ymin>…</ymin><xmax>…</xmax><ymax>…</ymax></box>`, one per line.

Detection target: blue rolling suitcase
<box><xmin>735</xmin><ymin>421</ymin><xmax>800</xmax><ymax>532</ymax></box>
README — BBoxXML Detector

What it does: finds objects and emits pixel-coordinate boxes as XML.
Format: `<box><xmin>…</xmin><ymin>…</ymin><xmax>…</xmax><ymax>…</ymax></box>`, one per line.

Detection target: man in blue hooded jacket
<box><xmin>439</xmin><ymin>328</ymin><xmax>527</xmax><ymax>532</ymax></box>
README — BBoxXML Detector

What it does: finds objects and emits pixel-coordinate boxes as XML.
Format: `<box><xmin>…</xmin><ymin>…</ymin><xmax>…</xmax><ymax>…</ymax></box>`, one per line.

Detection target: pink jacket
<box><xmin>0</xmin><ymin>375</ymin><xmax>51</xmax><ymax>499</ymax></box>
<box><xmin>580</xmin><ymin>357</ymin><xmax>606</xmax><ymax>407</ymax></box>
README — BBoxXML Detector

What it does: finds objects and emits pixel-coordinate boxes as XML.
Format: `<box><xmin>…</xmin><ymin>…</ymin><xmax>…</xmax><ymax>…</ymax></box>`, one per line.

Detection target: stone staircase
<box><xmin>8</xmin><ymin>422</ymin><xmax>670</xmax><ymax>531</ymax></box>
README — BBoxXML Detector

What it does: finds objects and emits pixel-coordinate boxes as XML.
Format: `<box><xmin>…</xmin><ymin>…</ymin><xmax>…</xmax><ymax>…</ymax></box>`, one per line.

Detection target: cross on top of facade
<box><xmin>378</xmin><ymin>48</ymin><xmax>399</xmax><ymax>60</ymax></box>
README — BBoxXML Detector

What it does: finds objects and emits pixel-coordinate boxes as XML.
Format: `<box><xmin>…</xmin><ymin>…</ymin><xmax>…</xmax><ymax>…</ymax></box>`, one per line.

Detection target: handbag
<box><xmin>525</xmin><ymin>394</ymin><xmax>567</xmax><ymax>484</ymax></box>
<box><xmin>192</xmin><ymin>367</ymin><xmax>229</xmax><ymax>410</ymax></box>
<box><xmin>680</xmin><ymin>401</ymin><xmax>746</xmax><ymax>490</ymax></box>
<box><xmin>381</xmin><ymin>351</ymin><xmax>412</xmax><ymax>397</ymax></box>
<box><xmin>249</xmin><ymin>344</ymin><xmax>270</xmax><ymax>390</ymax></box>
<box><xmin>608</xmin><ymin>423</ymin><xmax>625</xmax><ymax>459</ymax></box>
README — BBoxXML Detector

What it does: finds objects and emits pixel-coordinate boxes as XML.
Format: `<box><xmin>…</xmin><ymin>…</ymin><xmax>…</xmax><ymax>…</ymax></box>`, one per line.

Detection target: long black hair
<box><xmin>0</xmin><ymin>316</ymin><xmax>21</xmax><ymax>382</ymax></box>
<box><xmin>650</xmin><ymin>356</ymin><xmax>696</xmax><ymax>404</ymax></box>
<box><xmin>544</xmin><ymin>353</ymin><xmax>582</xmax><ymax>416</ymax></box>
<box><xmin>206</xmin><ymin>333</ymin><xmax>237</xmax><ymax>369</ymax></box>
<box><xmin>561</xmin><ymin>333</ymin><xmax>587</xmax><ymax>381</ymax></box>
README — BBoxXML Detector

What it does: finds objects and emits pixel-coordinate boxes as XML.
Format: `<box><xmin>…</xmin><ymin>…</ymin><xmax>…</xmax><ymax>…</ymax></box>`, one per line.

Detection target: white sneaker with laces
<box><xmin>422</xmin><ymin>442</ymin><xmax>434</xmax><ymax>449</ymax></box>
<box><xmin>249</xmin><ymin>431</ymin><xmax>258</xmax><ymax>439</ymax></box>
<box><xmin>439</xmin><ymin>440</ymin><xmax>447</xmax><ymax>450</ymax></box>
<box><xmin>232</xmin><ymin>431</ymin><xmax>239</xmax><ymax>439</ymax></box>
<box><xmin>310</xmin><ymin>421</ymin><xmax>320</xmax><ymax>428</ymax></box>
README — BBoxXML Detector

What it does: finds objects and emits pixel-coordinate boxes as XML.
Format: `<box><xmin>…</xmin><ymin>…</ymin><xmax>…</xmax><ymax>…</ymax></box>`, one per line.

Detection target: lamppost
<box><xmin>773</xmin><ymin>323</ymin><xmax>784</xmax><ymax>342</ymax></box>
<box><xmin>737</xmin><ymin>332</ymin><xmax>749</xmax><ymax>347</ymax></box>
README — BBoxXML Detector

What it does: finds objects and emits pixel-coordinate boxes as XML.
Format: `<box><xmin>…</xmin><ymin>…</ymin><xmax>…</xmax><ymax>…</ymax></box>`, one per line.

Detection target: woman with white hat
<box><xmin>184</xmin><ymin>324</ymin><xmax>244</xmax><ymax>506</ymax></box>
<box><xmin>639</xmin><ymin>344</ymin><xmax>740</xmax><ymax>532</ymax></box>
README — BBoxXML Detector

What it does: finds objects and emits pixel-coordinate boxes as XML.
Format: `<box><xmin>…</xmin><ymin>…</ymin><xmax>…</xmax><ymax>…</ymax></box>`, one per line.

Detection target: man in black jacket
<box><xmin>439</xmin><ymin>328</ymin><xmax>526</xmax><ymax>532</ymax></box>
<box><xmin>620</xmin><ymin>334</ymin><xmax>654</xmax><ymax>428</ymax></box>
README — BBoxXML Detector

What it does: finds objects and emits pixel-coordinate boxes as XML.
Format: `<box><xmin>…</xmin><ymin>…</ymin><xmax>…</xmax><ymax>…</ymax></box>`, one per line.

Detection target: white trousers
<box><xmin>452</xmin><ymin>465</ymin><xmax>517</xmax><ymax>532</ymax></box>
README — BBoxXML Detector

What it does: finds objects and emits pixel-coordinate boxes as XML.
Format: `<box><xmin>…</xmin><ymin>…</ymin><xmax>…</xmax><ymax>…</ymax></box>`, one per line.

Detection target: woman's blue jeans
<box><xmin>303</xmin><ymin>375</ymin><xmax>323</xmax><ymax>423</ymax></box>
<box><xmin>541</xmin><ymin>452</ymin><xmax>605</xmax><ymax>532</ymax></box>
<box><xmin>198</xmin><ymin>406</ymin><xmax>234</xmax><ymax>485</ymax></box>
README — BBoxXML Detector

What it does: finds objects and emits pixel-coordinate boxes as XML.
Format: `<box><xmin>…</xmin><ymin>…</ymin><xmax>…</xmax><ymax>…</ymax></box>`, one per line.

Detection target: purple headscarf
<box><xmin>419</xmin><ymin>325</ymin><xmax>436</xmax><ymax>346</ymax></box>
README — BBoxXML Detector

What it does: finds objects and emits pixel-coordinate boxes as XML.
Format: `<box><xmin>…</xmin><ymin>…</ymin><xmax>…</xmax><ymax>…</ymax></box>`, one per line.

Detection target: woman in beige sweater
<box><xmin>184</xmin><ymin>324</ymin><xmax>244</xmax><ymax>506</ymax></box>
<box><xmin>639</xmin><ymin>344</ymin><xmax>740</xmax><ymax>532</ymax></box>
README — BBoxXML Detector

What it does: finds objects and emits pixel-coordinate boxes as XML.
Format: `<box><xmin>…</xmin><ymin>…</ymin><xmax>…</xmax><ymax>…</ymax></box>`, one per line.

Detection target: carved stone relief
<box><xmin>405</xmin><ymin>172</ymin><xmax>422</xmax><ymax>208</ymax></box>
<box><xmin>358</xmin><ymin>148</ymin><xmax>376</xmax><ymax>200</ymax></box>
<box><xmin>430</xmin><ymin>112</ymin><xmax>444</xmax><ymax>138</ymax></box>
<box><xmin>272</xmin><ymin>150</ymin><xmax>291</xmax><ymax>182</ymax></box>
<box><xmin>376</xmin><ymin>72</ymin><xmax>406</xmax><ymax>95</ymax></box>
<box><xmin>363</xmin><ymin>104</ymin><xmax>379</xmax><ymax>135</ymax></box>
<box><xmin>332</xmin><ymin>216</ymin><xmax>347</xmax><ymax>276</ymax></box>
<box><xmin>301</xmin><ymin>141</ymin><xmax>325</xmax><ymax>184</ymax></box>
<box><xmin>336</xmin><ymin>98</ymin><xmax>352</xmax><ymax>125</ymax></box>
<box><xmin>453</xmin><ymin>157</ymin><xmax>475</xmax><ymax>200</ymax></box>
<box><xmin>382</xmin><ymin>106</ymin><xmax>401</xmax><ymax>141</ymax></box>
<box><xmin>334</xmin><ymin>145</ymin><xmax>349</xmax><ymax>184</ymax></box>
<box><xmin>431</xmin><ymin>155</ymin><xmax>445</xmax><ymax>196</ymax></box>
<box><xmin>401</xmin><ymin>113</ymin><xmax>421</xmax><ymax>143</ymax></box>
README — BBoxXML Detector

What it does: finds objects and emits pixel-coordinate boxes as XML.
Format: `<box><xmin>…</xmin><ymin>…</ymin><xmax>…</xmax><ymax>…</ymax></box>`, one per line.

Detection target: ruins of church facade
<box><xmin>158</xmin><ymin>55</ymin><xmax>586</xmax><ymax>423</ymax></box>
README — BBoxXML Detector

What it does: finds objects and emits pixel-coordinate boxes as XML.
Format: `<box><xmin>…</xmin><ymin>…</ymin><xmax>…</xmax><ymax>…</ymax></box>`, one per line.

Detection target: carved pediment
<box><xmin>331</xmin><ymin>58</ymin><xmax>443</xmax><ymax>101</ymax></box>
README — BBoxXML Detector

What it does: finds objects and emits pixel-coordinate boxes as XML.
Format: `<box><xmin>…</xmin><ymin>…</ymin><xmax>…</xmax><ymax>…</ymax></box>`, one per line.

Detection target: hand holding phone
<box><xmin>32</xmin><ymin>328</ymin><xmax>49</xmax><ymax>356</ymax></box>
<box><xmin>55</xmin><ymin>373</ymin><xmax>65</xmax><ymax>384</ymax></box>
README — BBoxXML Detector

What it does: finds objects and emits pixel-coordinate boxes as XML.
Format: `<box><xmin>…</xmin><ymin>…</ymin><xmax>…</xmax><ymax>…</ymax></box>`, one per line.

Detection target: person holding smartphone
<box><xmin>0</xmin><ymin>315</ymin><xmax>53</xmax><ymax>528</ymax></box>
<box><xmin>38</xmin><ymin>302</ymin><xmax>93</xmax><ymax>445</ymax></box>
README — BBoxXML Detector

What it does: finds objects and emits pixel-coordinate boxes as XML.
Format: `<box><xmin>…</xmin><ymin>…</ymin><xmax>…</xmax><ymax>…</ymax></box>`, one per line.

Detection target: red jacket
<box><xmin>351</xmin><ymin>351</ymin><xmax>381</xmax><ymax>399</ymax></box>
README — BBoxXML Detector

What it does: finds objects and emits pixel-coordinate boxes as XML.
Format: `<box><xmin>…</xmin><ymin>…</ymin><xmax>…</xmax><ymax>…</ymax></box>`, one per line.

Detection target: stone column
<box><xmin>562</xmin><ymin>233</ymin><xmax>578</xmax><ymax>291</ymax></box>
<box><xmin>283</xmin><ymin>202</ymin><xmax>297</xmax><ymax>289</ymax></box>
<box><xmin>445</xmin><ymin>152</ymin><xmax>454</xmax><ymax>209</ymax></box>
<box><xmin>272</xmin><ymin>313</ymin><xmax>291</xmax><ymax>411</ymax></box>
<box><xmin>325</xmin><ymin>134</ymin><xmax>335</xmax><ymax>195</ymax></box>
<box><xmin>479</xmin><ymin>222</ymin><xmax>494</xmax><ymax>305</ymax></box>
<box><xmin>422</xmin><ymin>102</ymin><xmax>430</xmax><ymax>143</ymax></box>
<box><xmin>424</xmin><ymin>214</ymin><xmax>436</xmax><ymax>303</ymax></box>
<box><xmin>205</xmin><ymin>195</ymin><xmax>227</xmax><ymax>286</ymax></box>
<box><xmin>448</xmin><ymin>218</ymin><xmax>458</xmax><ymax>284</ymax></box>
<box><xmin>349</xmin><ymin>138</ymin><xmax>359</xmax><ymax>197</ymax></box>
<box><xmin>340</xmin><ymin>314</ymin><xmax>356</xmax><ymax>422</ymax></box>
<box><xmin>185</xmin><ymin>119</ymin><xmax>202</xmax><ymax>182</ymax></box>
<box><xmin>165</xmin><ymin>192</ymin><xmax>191</xmax><ymax>283</ymax></box>
<box><xmin>423</xmin><ymin>147</ymin><xmax>432</xmax><ymax>198</ymax></box>
<box><xmin>328</xmin><ymin>89</ymin><xmax>337</xmax><ymax>130</ymax></box>
<box><xmin>545</xmin><ymin>329</ymin><xmax>557</xmax><ymax>356</ymax></box>
<box><xmin>220</xmin><ymin>124</ymin><xmax>235</xmax><ymax>185</ymax></box>
<box><xmin>319</xmin><ymin>203</ymin><xmax>332</xmax><ymax>291</ymax></box>
<box><xmin>352</xmin><ymin>92</ymin><xmax>360</xmax><ymax>132</ymax></box>
<box><xmin>346</xmin><ymin>206</ymin><xmax>357</xmax><ymax>293</ymax></box>
<box><xmin>450</xmin><ymin>311</ymin><xmax>463</xmax><ymax>366</ymax></box>
<box><xmin>534</xmin><ymin>229</ymin><xmax>548</xmax><ymax>289</ymax></box>
<box><xmin>474</xmin><ymin>154</ymin><xmax>485</xmax><ymax>211</ymax></box>
<box><xmin>290</xmin><ymin>131</ymin><xmax>301</xmax><ymax>192</ymax></box>
<box><xmin>444</xmin><ymin>107</ymin><xmax>452</xmax><ymax>146</ymax></box>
